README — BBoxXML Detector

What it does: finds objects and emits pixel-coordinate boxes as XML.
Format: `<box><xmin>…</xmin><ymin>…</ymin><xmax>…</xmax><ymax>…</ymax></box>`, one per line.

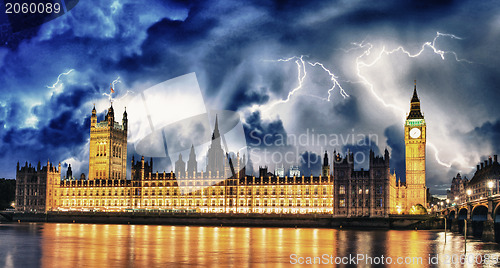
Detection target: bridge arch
<box><xmin>445</xmin><ymin>210</ymin><xmax>456</xmax><ymax>231</ymax></box>
<box><xmin>494</xmin><ymin>203</ymin><xmax>500</xmax><ymax>243</ymax></box>
<box><xmin>448</xmin><ymin>210</ymin><xmax>456</xmax><ymax>220</ymax></box>
<box><xmin>471</xmin><ymin>205</ymin><xmax>488</xmax><ymax>238</ymax></box>
<box><xmin>457</xmin><ymin>208</ymin><xmax>468</xmax><ymax>234</ymax></box>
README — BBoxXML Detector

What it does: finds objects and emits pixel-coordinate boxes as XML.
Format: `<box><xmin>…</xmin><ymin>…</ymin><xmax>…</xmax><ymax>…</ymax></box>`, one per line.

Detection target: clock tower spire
<box><xmin>407</xmin><ymin>80</ymin><xmax>424</xmax><ymax>120</ymax></box>
<box><xmin>404</xmin><ymin>80</ymin><xmax>427</xmax><ymax>212</ymax></box>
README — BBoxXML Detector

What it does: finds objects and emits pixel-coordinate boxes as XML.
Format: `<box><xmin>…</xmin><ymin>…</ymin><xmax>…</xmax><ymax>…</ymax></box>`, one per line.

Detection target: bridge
<box><xmin>441</xmin><ymin>194</ymin><xmax>500</xmax><ymax>242</ymax></box>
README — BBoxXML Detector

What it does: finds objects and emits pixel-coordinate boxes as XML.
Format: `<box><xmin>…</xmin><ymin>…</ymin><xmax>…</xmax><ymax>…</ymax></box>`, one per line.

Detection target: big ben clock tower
<box><xmin>404</xmin><ymin>81</ymin><xmax>427</xmax><ymax>211</ymax></box>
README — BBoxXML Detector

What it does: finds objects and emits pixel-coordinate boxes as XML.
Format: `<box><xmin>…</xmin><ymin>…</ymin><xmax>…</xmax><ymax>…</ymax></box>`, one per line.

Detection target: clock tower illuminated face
<box><xmin>404</xmin><ymin>81</ymin><xmax>427</xmax><ymax>211</ymax></box>
<box><xmin>409</xmin><ymin>128</ymin><xmax>421</xmax><ymax>139</ymax></box>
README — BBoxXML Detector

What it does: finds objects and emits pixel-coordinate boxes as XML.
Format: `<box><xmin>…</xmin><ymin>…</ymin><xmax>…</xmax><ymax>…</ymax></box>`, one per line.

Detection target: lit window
<box><xmin>339</xmin><ymin>185</ymin><xmax>345</xmax><ymax>195</ymax></box>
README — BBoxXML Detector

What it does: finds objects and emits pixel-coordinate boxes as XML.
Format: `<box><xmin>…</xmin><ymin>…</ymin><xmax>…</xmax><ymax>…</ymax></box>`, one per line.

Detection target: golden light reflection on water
<box><xmin>1</xmin><ymin>223</ymin><xmax>499</xmax><ymax>267</ymax></box>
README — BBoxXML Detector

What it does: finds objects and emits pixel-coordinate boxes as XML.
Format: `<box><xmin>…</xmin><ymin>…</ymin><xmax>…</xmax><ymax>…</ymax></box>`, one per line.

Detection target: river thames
<box><xmin>0</xmin><ymin>223</ymin><xmax>499</xmax><ymax>267</ymax></box>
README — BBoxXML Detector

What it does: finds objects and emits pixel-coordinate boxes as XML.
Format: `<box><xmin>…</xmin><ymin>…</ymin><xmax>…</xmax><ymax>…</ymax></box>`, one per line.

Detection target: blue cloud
<box><xmin>244</xmin><ymin>111</ymin><xmax>287</xmax><ymax>149</ymax></box>
<box><xmin>0</xmin><ymin>0</ymin><xmax>497</xmax><ymax>198</ymax></box>
<box><xmin>384</xmin><ymin>125</ymin><xmax>405</xmax><ymax>180</ymax></box>
<box><xmin>299</xmin><ymin>151</ymin><xmax>321</xmax><ymax>176</ymax></box>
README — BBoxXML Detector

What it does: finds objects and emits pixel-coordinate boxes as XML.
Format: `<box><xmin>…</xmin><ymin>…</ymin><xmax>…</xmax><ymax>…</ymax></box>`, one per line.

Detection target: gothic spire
<box><xmin>212</xmin><ymin>114</ymin><xmax>220</xmax><ymax>140</ymax></box>
<box><xmin>407</xmin><ymin>80</ymin><xmax>424</xmax><ymax>120</ymax></box>
<box><xmin>411</xmin><ymin>80</ymin><xmax>420</xmax><ymax>103</ymax></box>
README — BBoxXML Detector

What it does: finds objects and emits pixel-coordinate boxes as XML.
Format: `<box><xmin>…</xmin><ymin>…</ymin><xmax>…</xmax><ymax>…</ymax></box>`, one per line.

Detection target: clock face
<box><xmin>410</xmin><ymin>128</ymin><xmax>421</xmax><ymax>139</ymax></box>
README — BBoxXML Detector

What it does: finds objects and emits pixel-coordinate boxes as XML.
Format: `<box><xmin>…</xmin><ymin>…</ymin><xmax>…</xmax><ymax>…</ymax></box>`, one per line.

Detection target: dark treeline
<box><xmin>0</xmin><ymin>178</ymin><xmax>15</xmax><ymax>209</ymax></box>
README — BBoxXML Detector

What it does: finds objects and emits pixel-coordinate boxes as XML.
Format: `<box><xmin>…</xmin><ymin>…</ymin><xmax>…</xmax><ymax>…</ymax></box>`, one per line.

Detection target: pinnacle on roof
<box><xmin>212</xmin><ymin>114</ymin><xmax>220</xmax><ymax>140</ymax></box>
<box><xmin>406</xmin><ymin>80</ymin><xmax>424</xmax><ymax>120</ymax></box>
<box><xmin>411</xmin><ymin>80</ymin><xmax>420</xmax><ymax>103</ymax></box>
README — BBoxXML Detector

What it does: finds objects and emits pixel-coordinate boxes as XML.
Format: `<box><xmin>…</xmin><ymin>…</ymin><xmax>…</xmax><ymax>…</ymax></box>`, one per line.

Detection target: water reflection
<box><xmin>0</xmin><ymin>223</ymin><xmax>499</xmax><ymax>267</ymax></box>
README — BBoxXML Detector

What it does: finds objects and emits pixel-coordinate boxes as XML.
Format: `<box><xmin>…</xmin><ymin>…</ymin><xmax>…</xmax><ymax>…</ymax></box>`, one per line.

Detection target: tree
<box><xmin>409</xmin><ymin>204</ymin><xmax>427</xmax><ymax>215</ymax></box>
<box><xmin>0</xmin><ymin>178</ymin><xmax>16</xmax><ymax>209</ymax></box>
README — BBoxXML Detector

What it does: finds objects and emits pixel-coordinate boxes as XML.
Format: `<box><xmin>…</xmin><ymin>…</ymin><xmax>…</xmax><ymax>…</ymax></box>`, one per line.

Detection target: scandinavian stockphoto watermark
<box><xmin>248</xmin><ymin>128</ymin><xmax>380</xmax><ymax>168</ymax></box>
<box><xmin>289</xmin><ymin>253</ymin><xmax>500</xmax><ymax>265</ymax></box>
<box><xmin>248</xmin><ymin>128</ymin><xmax>378</xmax><ymax>148</ymax></box>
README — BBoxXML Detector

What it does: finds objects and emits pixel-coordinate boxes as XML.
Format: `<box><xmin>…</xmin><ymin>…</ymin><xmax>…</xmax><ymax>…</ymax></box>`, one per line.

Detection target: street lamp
<box><xmin>446</xmin><ymin>199</ymin><xmax>449</xmax><ymax>207</ymax></box>
<box><xmin>488</xmin><ymin>180</ymin><xmax>494</xmax><ymax>196</ymax></box>
<box><xmin>467</xmin><ymin>189</ymin><xmax>472</xmax><ymax>202</ymax></box>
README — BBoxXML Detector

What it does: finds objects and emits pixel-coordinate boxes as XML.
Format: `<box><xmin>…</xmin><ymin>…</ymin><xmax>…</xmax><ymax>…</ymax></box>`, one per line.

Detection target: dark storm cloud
<box><xmin>331</xmin><ymin>95</ymin><xmax>360</xmax><ymax>124</ymax></box>
<box><xmin>41</xmin><ymin>112</ymin><xmax>90</xmax><ymax>147</ymax></box>
<box><xmin>337</xmin><ymin>0</ymin><xmax>459</xmax><ymax>25</ymax></box>
<box><xmin>3</xmin><ymin>100</ymin><xmax>25</xmax><ymax>125</ymax></box>
<box><xmin>299</xmin><ymin>151</ymin><xmax>321</xmax><ymax>176</ymax></box>
<box><xmin>0</xmin><ymin>0</ymin><xmax>192</xmax><ymax>177</ymax></box>
<box><xmin>51</xmin><ymin>88</ymin><xmax>94</xmax><ymax>109</ymax></box>
<box><xmin>228</xmin><ymin>87</ymin><xmax>270</xmax><ymax>111</ymax></box>
<box><xmin>341</xmin><ymin>137</ymin><xmax>381</xmax><ymax>171</ymax></box>
<box><xmin>244</xmin><ymin>111</ymin><xmax>287</xmax><ymax>149</ymax></box>
<box><xmin>463</xmin><ymin>120</ymin><xmax>500</xmax><ymax>157</ymax></box>
<box><xmin>384</xmin><ymin>125</ymin><xmax>405</xmax><ymax>179</ymax></box>
<box><xmin>113</xmin><ymin>14</ymin><xmax>216</xmax><ymax>82</ymax></box>
<box><xmin>0</xmin><ymin>0</ymin><xmax>498</xmax><ymax>196</ymax></box>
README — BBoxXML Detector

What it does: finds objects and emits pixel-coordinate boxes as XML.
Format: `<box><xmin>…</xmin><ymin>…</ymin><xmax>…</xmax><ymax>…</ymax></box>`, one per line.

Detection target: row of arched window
<box><xmin>96</xmin><ymin>142</ymin><xmax>106</xmax><ymax>156</ymax></box>
<box><xmin>112</xmin><ymin>144</ymin><xmax>122</xmax><ymax>158</ymax></box>
<box><xmin>94</xmin><ymin>170</ymin><xmax>122</xmax><ymax>180</ymax></box>
<box><xmin>95</xmin><ymin>142</ymin><xmax>123</xmax><ymax>158</ymax></box>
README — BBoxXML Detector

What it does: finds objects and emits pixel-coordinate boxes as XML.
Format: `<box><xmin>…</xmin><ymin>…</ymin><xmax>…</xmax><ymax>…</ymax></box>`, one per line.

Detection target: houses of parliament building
<box><xmin>15</xmin><ymin>83</ymin><xmax>428</xmax><ymax>216</ymax></box>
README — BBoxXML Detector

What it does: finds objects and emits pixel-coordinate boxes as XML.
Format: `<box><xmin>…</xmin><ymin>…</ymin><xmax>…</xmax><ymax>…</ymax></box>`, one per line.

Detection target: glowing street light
<box><xmin>488</xmin><ymin>180</ymin><xmax>494</xmax><ymax>196</ymax></box>
<box><xmin>467</xmin><ymin>189</ymin><xmax>472</xmax><ymax>202</ymax></box>
<box><xmin>446</xmin><ymin>199</ymin><xmax>449</xmax><ymax>207</ymax></box>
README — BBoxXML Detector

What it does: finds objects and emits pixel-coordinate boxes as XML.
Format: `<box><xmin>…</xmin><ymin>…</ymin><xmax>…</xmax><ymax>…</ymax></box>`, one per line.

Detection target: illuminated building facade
<box><xmin>466</xmin><ymin>156</ymin><xmax>499</xmax><ymax>200</ymax></box>
<box><xmin>447</xmin><ymin>173</ymin><xmax>469</xmax><ymax>205</ymax></box>
<box><xmin>88</xmin><ymin>104</ymin><xmax>128</xmax><ymax>181</ymax></box>
<box><xmin>389</xmin><ymin>82</ymin><xmax>428</xmax><ymax>214</ymax></box>
<box><xmin>15</xmin><ymin>161</ymin><xmax>60</xmax><ymax>212</ymax></box>
<box><xmin>404</xmin><ymin>82</ymin><xmax>427</xmax><ymax>209</ymax></box>
<box><xmin>15</xmin><ymin>83</ymin><xmax>427</xmax><ymax>215</ymax></box>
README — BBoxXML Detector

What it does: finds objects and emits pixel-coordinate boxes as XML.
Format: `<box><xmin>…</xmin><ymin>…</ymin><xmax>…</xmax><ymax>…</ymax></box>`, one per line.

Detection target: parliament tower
<box><xmin>89</xmin><ymin>104</ymin><xmax>128</xmax><ymax>180</ymax></box>
<box><xmin>404</xmin><ymin>81</ymin><xmax>427</xmax><ymax>209</ymax></box>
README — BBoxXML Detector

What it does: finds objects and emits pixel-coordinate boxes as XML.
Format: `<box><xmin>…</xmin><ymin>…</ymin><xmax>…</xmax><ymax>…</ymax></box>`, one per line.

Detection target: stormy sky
<box><xmin>0</xmin><ymin>0</ymin><xmax>499</xmax><ymax>195</ymax></box>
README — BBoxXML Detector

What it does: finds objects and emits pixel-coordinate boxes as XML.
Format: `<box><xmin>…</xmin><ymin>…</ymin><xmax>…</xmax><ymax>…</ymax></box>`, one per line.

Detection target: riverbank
<box><xmin>4</xmin><ymin>211</ymin><xmax>444</xmax><ymax>230</ymax></box>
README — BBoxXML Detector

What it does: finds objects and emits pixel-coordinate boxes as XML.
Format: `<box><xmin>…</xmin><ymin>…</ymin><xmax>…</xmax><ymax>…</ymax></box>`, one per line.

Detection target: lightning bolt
<box><xmin>260</xmin><ymin>55</ymin><xmax>348</xmax><ymax>112</ymax></box>
<box><xmin>307</xmin><ymin>61</ymin><xmax>349</xmax><ymax>99</ymax></box>
<box><xmin>111</xmin><ymin>76</ymin><xmax>121</xmax><ymax>88</ymax></box>
<box><xmin>353</xmin><ymin>31</ymin><xmax>471</xmax><ymax>112</ymax></box>
<box><xmin>351</xmin><ymin>31</ymin><xmax>471</xmax><ymax>167</ymax></box>
<box><xmin>274</xmin><ymin>55</ymin><xmax>307</xmax><ymax>104</ymax></box>
<box><xmin>428</xmin><ymin>142</ymin><xmax>452</xmax><ymax>168</ymax></box>
<box><xmin>102</xmin><ymin>76</ymin><xmax>121</xmax><ymax>101</ymax></box>
<box><xmin>117</xmin><ymin>89</ymin><xmax>135</xmax><ymax>100</ymax></box>
<box><xmin>102</xmin><ymin>76</ymin><xmax>134</xmax><ymax>104</ymax></box>
<box><xmin>261</xmin><ymin>32</ymin><xmax>467</xmax><ymax>168</ymax></box>
<box><xmin>47</xmin><ymin>69</ymin><xmax>74</xmax><ymax>89</ymax></box>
